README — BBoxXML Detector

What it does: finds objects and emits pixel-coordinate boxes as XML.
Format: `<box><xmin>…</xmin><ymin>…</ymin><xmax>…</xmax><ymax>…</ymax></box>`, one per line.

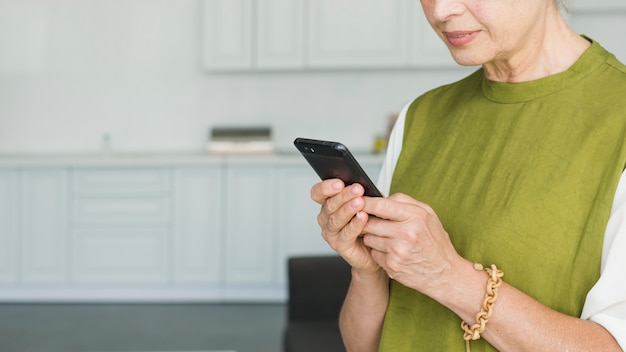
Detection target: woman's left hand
<box><xmin>361</xmin><ymin>192</ymin><xmax>467</xmax><ymax>298</ymax></box>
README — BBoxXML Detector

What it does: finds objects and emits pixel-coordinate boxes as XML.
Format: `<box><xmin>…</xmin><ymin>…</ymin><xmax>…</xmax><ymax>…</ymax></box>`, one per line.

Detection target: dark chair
<box><xmin>283</xmin><ymin>255</ymin><xmax>352</xmax><ymax>352</ymax></box>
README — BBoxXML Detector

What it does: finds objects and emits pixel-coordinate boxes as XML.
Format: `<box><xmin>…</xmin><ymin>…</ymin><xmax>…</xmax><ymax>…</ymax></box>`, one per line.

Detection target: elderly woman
<box><xmin>310</xmin><ymin>0</ymin><xmax>626</xmax><ymax>351</ymax></box>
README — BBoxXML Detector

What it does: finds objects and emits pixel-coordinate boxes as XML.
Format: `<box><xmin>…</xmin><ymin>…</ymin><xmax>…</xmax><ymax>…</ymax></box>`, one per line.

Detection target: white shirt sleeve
<box><xmin>376</xmin><ymin>102</ymin><xmax>409</xmax><ymax>196</ymax></box>
<box><xmin>581</xmin><ymin>170</ymin><xmax>626</xmax><ymax>349</ymax></box>
<box><xmin>378</xmin><ymin>104</ymin><xmax>626</xmax><ymax>350</ymax></box>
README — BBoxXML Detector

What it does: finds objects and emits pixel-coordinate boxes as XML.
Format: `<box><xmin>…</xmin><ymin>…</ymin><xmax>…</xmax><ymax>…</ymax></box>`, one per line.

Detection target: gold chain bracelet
<box><xmin>461</xmin><ymin>263</ymin><xmax>504</xmax><ymax>352</ymax></box>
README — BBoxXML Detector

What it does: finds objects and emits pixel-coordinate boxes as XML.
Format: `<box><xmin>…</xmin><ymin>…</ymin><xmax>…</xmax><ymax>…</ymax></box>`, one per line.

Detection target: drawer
<box><xmin>72</xmin><ymin>228</ymin><xmax>168</xmax><ymax>284</ymax></box>
<box><xmin>72</xmin><ymin>167</ymin><xmax>170</xmax><ymax>195</ymax></box>
<box><xmin>72</xmin><ymin>195</ymin><xmax>170</xmax><ymax>225</ymax></box>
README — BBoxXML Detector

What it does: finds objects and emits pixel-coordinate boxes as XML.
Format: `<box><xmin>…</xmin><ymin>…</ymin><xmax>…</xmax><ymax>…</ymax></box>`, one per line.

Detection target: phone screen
<box><xmin>294</xmin><ymin>138</ymin><xmax>382</xmax><ymax>197</ymax></box>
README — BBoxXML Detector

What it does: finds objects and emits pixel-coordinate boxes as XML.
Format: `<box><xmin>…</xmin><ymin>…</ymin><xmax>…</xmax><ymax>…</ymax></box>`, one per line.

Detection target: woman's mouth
<box><xmin>442</xmin><ymin>31</ymin><xmax>480</xmax><ymax>46</ymax></box>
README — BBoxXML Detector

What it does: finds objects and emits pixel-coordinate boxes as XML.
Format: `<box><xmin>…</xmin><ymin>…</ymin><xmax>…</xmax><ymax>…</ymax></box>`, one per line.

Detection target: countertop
<box><xmin>0</xmin><ymin>150</ymin><xmax>385</xmax><ymax>167</ymax></box>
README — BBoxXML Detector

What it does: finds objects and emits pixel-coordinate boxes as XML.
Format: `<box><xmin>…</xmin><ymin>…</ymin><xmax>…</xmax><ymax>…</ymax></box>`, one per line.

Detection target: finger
<box><xmin>334</xmin><ymin>210</ymin><xmax>369</xmax><ymax>249</ymax></box>
<box><xmin>317</xmin><ymin>182</ymin><xmax>365</xmax><ymax>230</ymax></box>
<box><xmin>369</xmin><ymin>247</ymin><xmax>387</xmax><ymax>271</ymax></box>
<box><xmin>361</xmin><ymin>232</ymin><xmax>388</xmax><ymax>252</ymax></box>
<box><xmin>362</xmin><ymin>198</ymin><xmax>440</xmax><ymax>244</ymax></box>
<box><xmin>311</xmin><ymin>179</ymin><xmax>345</xmax><ymax>204</ymax></box>
<box><xmin>323</xmin><ymin>193</ymin><xmax>365</xmax><ymax>235</ymax></box>
<box><xmin>324</xmin><ymin>183</ymin><xmax>365</xmax><ymax>214</ymax></box>
<box><xmin>363</xmin><ymin>193</ymin><xmax>435</xmax><ymax>223</ymax></box>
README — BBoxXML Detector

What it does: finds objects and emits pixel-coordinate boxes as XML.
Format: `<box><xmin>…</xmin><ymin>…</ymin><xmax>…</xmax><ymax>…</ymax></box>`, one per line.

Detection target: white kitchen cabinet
<box><xmin>0</xmin><ymin>154</ymin><xmax>383</xmax><ymax>301</ymax></box>
<box><xmin>0</xmin><ymin>169</ymin><xmax>18</xmax><ymax>283</ymax></box>
<box><xmin>224</xmin><ymin>158</ymin><xmax>276</xmax><ymax>284</ymax></box>
<box><xmin>173</xmin><ymin>166</ymin><xmax>223</xmax><ymax>284</ymax></box>
<box><xmin>202</xmin><ymin>0</ymin><xmax>456</xmax><ymax>71</ymax></box>
<box><xmin>71</xmin><ymin>167</ymin><xmax>171</xmax><ymax>284</ymax></box>
<box><xmin>21</xmin><ymin>168</ymin><xmax>69</xmax><ymax>284</ymax></box>
<box><xmin>256</xmin><ymin>0</ymin><xmax>305</xmax><ymax>69</ymax></box>
<box><xmin>308</xmin><ymin>0</ymin><xmax>456</xmax><ymax>68</ymax></box>
<box><xmin>307</xmin><ymin>0</ymin><xmax>408</xmax><ymax>68</ymax></box>
<box><xmin>72</xmin><ymin>228</ymin><xmax>169</xmax><ymax>284</ymax></box>
<box><xmin>202</xmin><ymin>0</ymin><xmax>303</xmax><ymax>71</ymax></box>
<box><xmin>202</xmin><ymin>0</ymin><xmax>253</xmax><ymax>70</ymax></box>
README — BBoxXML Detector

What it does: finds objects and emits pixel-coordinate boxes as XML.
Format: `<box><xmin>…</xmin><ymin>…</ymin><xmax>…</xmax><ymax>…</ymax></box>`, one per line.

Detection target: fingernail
<box><xmin>332</xmin><ymin>181</ymin><xmax>343</xmax><ymax>190</ymax></box>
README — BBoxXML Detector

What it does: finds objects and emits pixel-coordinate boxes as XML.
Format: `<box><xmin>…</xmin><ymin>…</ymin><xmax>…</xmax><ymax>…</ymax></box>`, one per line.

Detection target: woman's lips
<box><xmin>442</xmin><ymin>31</ymin><xmax>480</xmax><ymax>46</ymax></box>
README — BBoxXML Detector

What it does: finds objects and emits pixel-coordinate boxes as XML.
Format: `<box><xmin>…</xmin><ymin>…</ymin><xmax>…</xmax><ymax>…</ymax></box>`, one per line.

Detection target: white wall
<box><xmin>0</xmin><ymin>0</ymin><xmax>623</xmax><ymax>154</ymax></box>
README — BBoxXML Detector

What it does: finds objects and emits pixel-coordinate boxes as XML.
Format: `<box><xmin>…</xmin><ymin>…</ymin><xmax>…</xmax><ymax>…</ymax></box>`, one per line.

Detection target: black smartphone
<box><xmin>294</xmin><ymin>137</ymin><xmax>383</xmax><ymax>197</ymax></box>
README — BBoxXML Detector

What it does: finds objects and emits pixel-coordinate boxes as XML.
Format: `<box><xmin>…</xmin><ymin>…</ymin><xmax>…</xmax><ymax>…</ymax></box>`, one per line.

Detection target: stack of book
<box><xmin>206</xmin><ymin>126</ymin><xmax>274</xmax><ymax>155</ymax></box>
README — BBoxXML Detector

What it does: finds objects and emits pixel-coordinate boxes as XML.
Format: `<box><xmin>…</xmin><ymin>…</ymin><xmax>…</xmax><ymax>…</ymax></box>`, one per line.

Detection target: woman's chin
<box><xmin>447</xmin><ymin>51</ymin><xmax>486</xmax><ymax>67</ymax></box>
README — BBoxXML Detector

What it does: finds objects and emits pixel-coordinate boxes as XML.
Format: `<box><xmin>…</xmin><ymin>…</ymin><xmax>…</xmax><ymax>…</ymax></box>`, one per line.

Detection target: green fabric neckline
<box><xmin>481</xmin><ymin>37</ymin><xmax>609</xmax><ymax>104</ymax></box>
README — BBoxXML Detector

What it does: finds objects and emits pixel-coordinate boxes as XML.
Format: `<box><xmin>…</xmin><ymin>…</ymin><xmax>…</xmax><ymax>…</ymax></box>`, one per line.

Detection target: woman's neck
<box><xmin>482</xmin><ymin>14</ymin><xmax>591</xmax><ymax>83</ymax></box>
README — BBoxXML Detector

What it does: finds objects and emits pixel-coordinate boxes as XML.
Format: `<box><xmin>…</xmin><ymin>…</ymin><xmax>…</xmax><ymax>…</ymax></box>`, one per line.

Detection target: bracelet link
<box><xmin>461</xmin><ymin>263</ymin><xmax>504</xmax><ymax>352</ymax></box>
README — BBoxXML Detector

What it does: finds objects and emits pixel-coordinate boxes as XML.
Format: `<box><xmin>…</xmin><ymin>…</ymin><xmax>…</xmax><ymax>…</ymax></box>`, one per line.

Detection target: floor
<box><xmin>0</xmin><ymin>303</ymin><xmax>286</xmax><ymax>352</ymax></box>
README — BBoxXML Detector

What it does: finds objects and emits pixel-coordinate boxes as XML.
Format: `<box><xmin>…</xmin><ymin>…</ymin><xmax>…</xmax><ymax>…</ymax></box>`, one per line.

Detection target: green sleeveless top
<box><xmin>379</xmin><ymin>40</ymin><xmax>626</xmax><ymax>351</ymax></box>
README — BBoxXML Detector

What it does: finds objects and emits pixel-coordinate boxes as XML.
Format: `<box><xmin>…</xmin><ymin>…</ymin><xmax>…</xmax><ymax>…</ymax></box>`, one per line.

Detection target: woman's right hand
<box><xmin>311</xmin><ymin>179</ymin><xmax>381</xmax><ymax>274</ymax></box>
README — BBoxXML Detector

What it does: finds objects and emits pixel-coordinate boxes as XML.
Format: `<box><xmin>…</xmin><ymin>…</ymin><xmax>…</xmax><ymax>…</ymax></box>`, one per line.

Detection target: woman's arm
<box><xmin>339</xmin><ymin>267</ymin><xmax>390</xmax><ymax>352</ymax></box>
<box><xmin>310</xmin><ymin>179</ymin><xmax>391</xmax><ymax>351</ymax></box>
<box><xmin>484</xmin><ymin>283</ymin><xmax>620</xmax><ymax>351</ymax></box>
<box><xmin>433</xmin><ymin>258</ymin><xmax>622</xmax><ymax>351</ymax></box>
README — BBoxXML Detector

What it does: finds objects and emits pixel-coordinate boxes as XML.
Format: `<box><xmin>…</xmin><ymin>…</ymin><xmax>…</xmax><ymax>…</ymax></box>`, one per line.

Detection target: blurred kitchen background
<box><xmin>0</xmin><ymin>0</ymin><xmax>624</xmax><ymax>351</ymax></box>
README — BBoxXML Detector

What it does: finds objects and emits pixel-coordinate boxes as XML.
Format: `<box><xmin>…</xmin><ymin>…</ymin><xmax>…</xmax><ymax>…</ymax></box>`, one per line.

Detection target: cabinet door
<box><xmin>256</xmin><ymin>0</ymin><xmax>305</xmax><ymax>69</ymax></box>
<box><xmin>408</xmin><ymin>2</ymin><xmax>457</xmax><ymax>67</ymax></box>
<box><xmin>224</xmin><ymin>161</ymin><xmax>276</xmax><ymax>284</ymax></box>
<box><xmin>307</xmin><ymin>0</ymin><xmax>409</xmax><ymax>68</ymax></box>
<box><xmin>0</xmin><ymin>169</ymin><xmax>18</xmax><ymax>283</ymax></box>
<box><xmin>73</xmin><ymin>228</ymin><xmax>169</xmax><ymax>284</ymax></box>
<box><xmin>71</xmin><ymin>167</ymin><xmax>170</xmax><ymax>284</ymax></box>
<box><xmin>21</xmin><ymin>168</ymin><xmax>68</xmax><ymax>284</ymax></box>
<box><xmin>173</xmin><ymin>166</ymin><xmax>223</xmax><ymax>284</ymax></box>
<box><xmin>202</xmin><ymin>0</ymin><xmax>253</xmax><ymax>70</ymax></box>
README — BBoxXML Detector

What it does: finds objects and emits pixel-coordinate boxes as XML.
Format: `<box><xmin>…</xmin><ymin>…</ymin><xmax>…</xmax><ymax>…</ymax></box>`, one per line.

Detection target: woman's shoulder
<box><xmin>586</xmin><ymin>38</ymin><xmax>626</xmax><ymax>77</ymax></box>
<box><xmin>606</xmin><ymin>53</ymin><xmax>626</xmax><ymax>76</ymax></box>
